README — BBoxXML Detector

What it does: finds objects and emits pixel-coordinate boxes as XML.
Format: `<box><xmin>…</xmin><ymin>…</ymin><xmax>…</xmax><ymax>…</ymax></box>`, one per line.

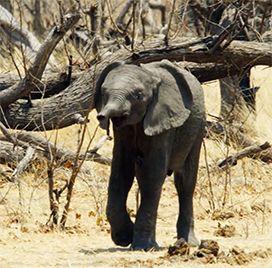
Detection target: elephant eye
<box><xmin>133</xmin><ymin>91</ymin><xmax>143</xmax><ymax>101</ymax></box>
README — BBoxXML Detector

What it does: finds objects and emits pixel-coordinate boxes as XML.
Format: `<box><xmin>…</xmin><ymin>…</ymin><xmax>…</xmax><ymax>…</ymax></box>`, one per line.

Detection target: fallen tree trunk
<box><xmin>0</xmin><ymin>72</ymin><xmax>81</xmax><ymax>98</ymax></box>
<box><xmin>1</xmin><ymin>33</ymin><xmax>272</xmax><ymax>130</ymax></box>
<box><xmin>0</xmin><ymin>131</ymin><xmax>111</xmax><ymax>167</ymax></box>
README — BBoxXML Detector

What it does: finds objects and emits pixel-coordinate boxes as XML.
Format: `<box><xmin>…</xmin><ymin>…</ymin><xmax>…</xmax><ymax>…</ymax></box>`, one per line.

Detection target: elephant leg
<box><xmin>106</xmin><ymin>126</ymin><xmax>135</xmax><ymax>247</ymax></box>
<box><xmin>174</xmin><ymin>130</ymin><xmax>203</xmax><ymax>247</ymax></box>
<box><xmin>132</xmin><ymin>134</ymin><xmax>171</xmax><ymax>251</ymax></box>
<box><xmin>131</xmin><ymin>182</ymin><xmax>164</xmax><ymax>250</ymax></box>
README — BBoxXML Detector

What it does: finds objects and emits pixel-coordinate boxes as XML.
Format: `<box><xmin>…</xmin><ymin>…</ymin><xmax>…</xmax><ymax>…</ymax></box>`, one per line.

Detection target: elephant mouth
<box><xmin>111</xmin><ymin>115</ymin><xmax>128</xmax><ymax>128</ymax></box>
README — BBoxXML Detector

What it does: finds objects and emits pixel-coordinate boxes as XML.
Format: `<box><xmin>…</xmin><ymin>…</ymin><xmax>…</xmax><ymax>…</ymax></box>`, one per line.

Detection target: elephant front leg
<box><xmin>131</xmin><ymin>184</ymin><xmax>163</xmax><ymax>251</ymax></box>
<box><xmin>107</xmin><ymin>175</ymin><xmax>134</xmax><ymax>247</ymax></box>
<box><xmin>106</xmin><ymin>127</ymin><xmax>135</xmax><ymax>247</ymax></box>
<box><xmin>132</xmin><ymin>135</ymin><xmax>170</xmax><ymax>251</ymax></box>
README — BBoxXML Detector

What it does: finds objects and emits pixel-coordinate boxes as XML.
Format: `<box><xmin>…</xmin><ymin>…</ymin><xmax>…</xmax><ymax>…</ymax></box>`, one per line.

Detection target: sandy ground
<box><xmin>0</xmin><ymin>172</ymin><xmax>271</xmax><ymax>268</ymax></box>
<box><xmin>0</xmin><ymin>67</ymin><xmax>272</xmax><ymax>267</ymax></box>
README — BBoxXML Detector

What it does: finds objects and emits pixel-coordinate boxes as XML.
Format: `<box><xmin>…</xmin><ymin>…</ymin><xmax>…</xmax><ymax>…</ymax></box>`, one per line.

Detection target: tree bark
<box><xmin>0</xmin><ymin>72</ymin><xmax>81</xmax><ymax>97</ymax></box>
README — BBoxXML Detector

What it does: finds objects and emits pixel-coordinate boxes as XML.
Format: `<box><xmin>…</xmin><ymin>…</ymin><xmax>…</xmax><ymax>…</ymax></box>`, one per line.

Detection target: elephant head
<box><xmin>94</xmin><ymin>59</ymin><xmax>194</xmax><ymax>136</ymax></box>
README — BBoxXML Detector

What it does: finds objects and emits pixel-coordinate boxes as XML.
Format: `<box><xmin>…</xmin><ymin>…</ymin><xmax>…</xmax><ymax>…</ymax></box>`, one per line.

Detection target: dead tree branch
<box><xmin>217</xmin><ymin>142</ymin><xmax>271</xmax><ymax>169</ymax></box>
<box><xmin>11</xmin><ymin>146</ymin><xmax>35</xmax><ymax>182</ymax></box>
<box><xmin>0</xmin><ymin>140</ymin><xmax>26</xmax><ymax>168</ymax></box>
<box><xmin>0</xmin><ymin>12</ymin><xmax>80</xmax><ymax>109</ymax></box>
<box><xmin>0</xmin><ymin>4</ymin><xmax>55</xmax><ymax>65</ymax></box>
<box><xmin>206</xmin><ymin>121</ymin><xmax>272</xmax><ymax>165</ymax></box>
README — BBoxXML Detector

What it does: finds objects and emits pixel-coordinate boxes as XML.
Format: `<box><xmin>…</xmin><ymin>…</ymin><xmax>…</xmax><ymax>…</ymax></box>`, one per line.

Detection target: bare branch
<box><xmin>0</xmin><ymin>12</ymin><xmax>80</xmax><ymax>109</ymax></box>
<box><xmin>11</xmin><ymin>146</ymin><xmax>35</xmax><ymax>182</ymax></box>
<box><xmin>164</xmin><ymin>0</ymin><xmax>176</xmax><ymax>46</ymax></box>
<box><xmin>217</xmin><ymin>142</ymin><xmax>271</xmax><ymax>170</ymax></box>
<box><xmin>89</xmin><ymin>135</ymin><xmax>113</xmax><ymax>153</ymax></box>
<box><xmin>11</xmin><ymin>132</ymin><xmax>111</xmax><ymax>165</ymax></box>
<box><xmin>0</xmin><ymin>4</ymin><xmax>52</xmax><ymax>65</ymax></box>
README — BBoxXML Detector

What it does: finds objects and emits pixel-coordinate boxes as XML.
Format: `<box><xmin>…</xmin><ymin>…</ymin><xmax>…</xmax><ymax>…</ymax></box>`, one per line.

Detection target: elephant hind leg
<box><xmin>174</xmin><ymin>130</ymin><xmax>203</xmax><ymax>246</ymax></box>
<box><xmin>174</xmin><ymin>170</ymin><xmax>198</xmax><ymax>247</ymax></box>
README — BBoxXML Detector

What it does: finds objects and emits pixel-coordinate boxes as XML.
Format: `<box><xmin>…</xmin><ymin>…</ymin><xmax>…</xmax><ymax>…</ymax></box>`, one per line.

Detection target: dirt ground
<box><xmin>1</xmin><ymin>66</ymin><xmax>272</xmax><ymax>267</ymax></box>
<box><xmin>0</xmin><ymin>172</ymin><xmax>271</xmax><ymax>268</ymax></box>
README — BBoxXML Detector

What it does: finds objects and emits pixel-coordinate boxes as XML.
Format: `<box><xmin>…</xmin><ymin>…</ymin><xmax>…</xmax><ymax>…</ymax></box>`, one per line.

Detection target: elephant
<box><xmin>94</xmin><ymin>59</ymin><xmax>205</xmax><ymax>251</ymax></box>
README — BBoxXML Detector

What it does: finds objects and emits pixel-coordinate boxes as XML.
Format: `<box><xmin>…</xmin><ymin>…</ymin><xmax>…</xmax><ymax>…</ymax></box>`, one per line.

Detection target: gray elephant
<box><xmin>94</xmin><ymin>59</ymin><xmax>205</xmax><ymax>251</ymax></box>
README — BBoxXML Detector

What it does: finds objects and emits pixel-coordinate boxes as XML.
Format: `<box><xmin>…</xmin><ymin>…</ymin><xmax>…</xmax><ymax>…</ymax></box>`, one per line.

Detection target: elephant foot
<box><xmin>131</xmin><ymin>236</ymin><xmax>160</xmax><ymax>251</ymax></box>
<box><xmin>187</xmin><ymin>232</ymin><xmax>199</xmax><ymax>247</ymax></box>
<box><xmin>110</xmin><ymin>221</ymin><xmax>134</xmax><ymax>247</ymax></box>
<box><xmin>178</xmin><ymin>231</ymin><xmax>199</xmax><ymax>247</ymax></box>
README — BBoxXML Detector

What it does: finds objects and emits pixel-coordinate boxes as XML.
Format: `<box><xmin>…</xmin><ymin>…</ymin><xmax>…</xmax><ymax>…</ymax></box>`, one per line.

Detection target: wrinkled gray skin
<box><xmin>94</xmin><ymin>59</ymin><xmax>205</xmax><ymax>251</ymax></box>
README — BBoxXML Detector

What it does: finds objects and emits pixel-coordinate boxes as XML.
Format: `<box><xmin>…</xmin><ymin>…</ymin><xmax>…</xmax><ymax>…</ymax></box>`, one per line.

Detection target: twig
<box><xmin>208</xmin><ymin>15</ymin><xmax>240</xmax><ymax>53</ymax></box>
<box><xmin>14</xmin><ymin>146</ymin><xmax>35</xmax><ymax>222</ymax></box>
<box><xmin>47</xmin><ymin>166</ymin><xmax>58</xmax><ymax>226</ymax></box>
<box><xmin>67</xmin><ymin>55</ymin><xmax>73</xmax><ymax>86</ymax></box>
<box><xmin>53</xmin><ymin>180</ymin><xmax>68</xmax><ymax>203</ymax></box>
<box><xmin>89</xmin><ymin>135</ymin><xmax>112</xmax><ymax>153</ymax></box>
<box><xmin>0</xmin><ymin>121</ymin><xmax>28</xmax><ymax>149</ymax></box>
<box><xmin>220</xmin><ymin>18</ymin><xmax>247</xmax><ymax>52</ymax></box>
<box><xmin>59</xmin><ymin>79</ymin><xmax>101</xmax><ymax>228</ymax></box>
<box><xmin>203</xmin><ymin>139</ymin><xmax>215</xmax><ymax>211</ymax></box>
<box><xmin>164</xmin><ymin>0</ymin><xmax>176</xmax><ymax>46</ymax></box>
<box><xmin>222</xmin><ymin>143</ymin><xmax>230</xmax><ymax>207</ymax></box>
<box><xmin>0</xmin><ymin>167</ymin><xmax>12</xmax><ymax>182</ymax></box>
<box><xmin>11</xmin><ymin>146</ymin><xmax>35</xmax><ymax>182</ymax></box>
<box><xmin>131</xmin><ymin>0</ymin><xmax>137</xmax><ymax>51</ymax></box>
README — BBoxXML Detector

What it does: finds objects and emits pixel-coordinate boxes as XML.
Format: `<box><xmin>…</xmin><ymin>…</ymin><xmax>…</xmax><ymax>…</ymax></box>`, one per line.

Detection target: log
<box><xmin>0</xmin><ymin>118</ymin><xmax>111</xmax><ymax>179</ymax></box>
<box><xmin>124</xmin><ymin>37</ymin><xmax>272</xmax><ymax>69</ymax></box>
<box><xmin>0</xmin><ymin>72</ymin><xmax>81</xmax><ymax>98</ymax></box>
<box><xmin>1</xmin><ymin>34</ymin><xmax>272</xmax><ymax>131</ymax></box>
<box><xmin>0</xmin><ymin>132</ymin><xmax>111</xmax><ymax>166</ymax></box>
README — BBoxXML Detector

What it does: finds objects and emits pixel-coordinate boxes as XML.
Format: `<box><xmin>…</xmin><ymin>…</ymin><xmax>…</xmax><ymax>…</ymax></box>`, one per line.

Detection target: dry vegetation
<box><xmin>0</xmin><ymin>1</ymin><xmax>272</xmax><ymax>267</ymax></box>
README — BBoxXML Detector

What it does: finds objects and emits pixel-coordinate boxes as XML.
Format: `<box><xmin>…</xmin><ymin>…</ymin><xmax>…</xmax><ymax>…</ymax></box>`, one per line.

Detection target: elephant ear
<box><xmin>94</xmin><ymin>61</ymin><xmax>123</xmax><ymax>112</ymax></box>
<box><xmin>142</xmin><ymin>60</ymin><xmax>195</xmax><ymax>136</ymax></box>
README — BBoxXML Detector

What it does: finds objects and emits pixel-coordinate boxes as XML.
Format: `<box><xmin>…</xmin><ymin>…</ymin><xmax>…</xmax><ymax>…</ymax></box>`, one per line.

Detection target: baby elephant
<box><xmin>94</xmin><ymin>59</ymin><xmax>205</xmax><ymax>251</ymax></box>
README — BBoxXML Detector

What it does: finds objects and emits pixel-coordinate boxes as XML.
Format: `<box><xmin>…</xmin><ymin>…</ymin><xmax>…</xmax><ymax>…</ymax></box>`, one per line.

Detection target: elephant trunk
<box><xmin>97</xmin><ymin>103</ymin><xmax>120</xmax><ymax>130</ymax></box>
